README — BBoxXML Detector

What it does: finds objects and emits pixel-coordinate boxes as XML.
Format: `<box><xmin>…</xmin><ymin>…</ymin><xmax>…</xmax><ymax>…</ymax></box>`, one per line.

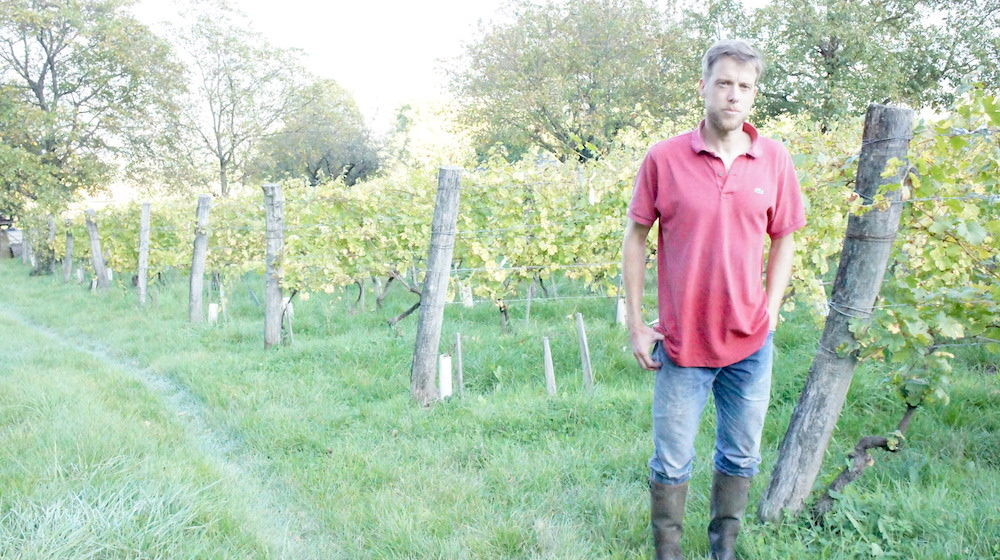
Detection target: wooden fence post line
<box><xmin>575</xmin><ymin>312</ymin><xmax>594</xmax><ymax>393</ymax></box>
<box><xmin>189</xmin><ymin>194</ymin><xmax>212</xmax><ymax>322</ymax></box>
<box><xmin>63</xmin><ymin>223</ymin><xmax>73</xmax><ymax>282</ymax></box>
<box><xmin>85</xmin><ymin>209</ymin><xmax>110</xmax><ymax>289</ymax></box>
<box><xmin>262</xmin><ymin>183</ymin><xmax>285</xmax><ymax>348</ymax></box>
<box><xmin>410</xmin><ymin>166</ymin><xmax>462</xmax><ymax>406</ymax></box>
<box><xmin>758</xmin><ymin>104</ymin><xmax>913</xmax><ymax>522</ymax></box>
<box><xmin>138</xmin><ymin>202</ymin><xmax>151</xmax><ymax>305</ymax></box>
<box><xmin>543</xmin><ymin>336</ymin><xmax>557</xmax><ymax>396</ymax></box>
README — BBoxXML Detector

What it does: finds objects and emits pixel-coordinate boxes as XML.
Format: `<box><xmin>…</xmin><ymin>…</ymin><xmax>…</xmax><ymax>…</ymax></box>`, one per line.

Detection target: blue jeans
<box><xmin>648</xmin><ymin>333</ymin><xmax>774</xmax><ymax>485</ymax></box>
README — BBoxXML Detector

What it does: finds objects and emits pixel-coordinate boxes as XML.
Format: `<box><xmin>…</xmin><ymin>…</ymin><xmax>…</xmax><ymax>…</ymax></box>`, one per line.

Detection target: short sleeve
<box><xmin>627</xmin><ymin>148</ymin><xmax>660</xmax><ymax>226</ymax></box>
<box><xmin>767</xmin><ymin>146</ymin><xmax>806</xmax><ymax>239</ymax></box>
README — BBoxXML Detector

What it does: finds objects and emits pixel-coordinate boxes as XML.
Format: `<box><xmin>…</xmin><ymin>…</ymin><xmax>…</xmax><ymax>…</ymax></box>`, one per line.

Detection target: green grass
<box><xmin>1</xmin><ymin>259</ymin><xmax>997</xmax><ymax>559</ymax></box>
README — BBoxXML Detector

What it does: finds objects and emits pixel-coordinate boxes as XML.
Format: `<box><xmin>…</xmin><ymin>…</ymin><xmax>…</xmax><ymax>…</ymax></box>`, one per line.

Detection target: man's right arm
<box><xmin>623</xmin><ymin>218</ymin><xmax>663</xmax><ymax>371</ymax></box>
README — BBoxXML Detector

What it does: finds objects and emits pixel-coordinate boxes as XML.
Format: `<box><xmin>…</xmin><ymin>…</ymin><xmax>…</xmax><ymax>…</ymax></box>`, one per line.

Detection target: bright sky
<box><xmin>133</xmin><ymin>0</ymin><xmax>771</xmax><ymax>133</ymax></box>
<box><xmin>134</xmin><ymin>0</ymin><xmax>508</xmax><ymax>133</ymax></box>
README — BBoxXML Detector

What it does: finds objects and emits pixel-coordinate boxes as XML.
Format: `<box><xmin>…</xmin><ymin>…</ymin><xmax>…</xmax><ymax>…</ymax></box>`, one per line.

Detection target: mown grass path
<box><xmin>0</xmin><ymin>303</ymin><xmax>338</xmax><ymax>559</ymax></box>
<box><xmin>2</xmin><ymin>260</ymin><xmax>998</xmax><ymax>559</ymax></box>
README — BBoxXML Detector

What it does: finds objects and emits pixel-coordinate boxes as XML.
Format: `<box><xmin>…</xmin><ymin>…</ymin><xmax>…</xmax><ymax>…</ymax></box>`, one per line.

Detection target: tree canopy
<box><xmin>450</xmin><ymin>0</ymin><xmax>698</xmax><ymax>162</ymax></box>
<box><xmin>0</xmin><ymin>0</ymin><xmax>182</xmax><ymax>216</ymax></box>
<box><xmin>252</xmin><ymin>79</ymin><xmax>380</xmax><ymax>187</ymax></box>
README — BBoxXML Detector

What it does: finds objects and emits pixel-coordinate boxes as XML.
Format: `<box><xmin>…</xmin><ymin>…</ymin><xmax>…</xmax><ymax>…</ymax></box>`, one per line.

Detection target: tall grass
<box><xmin>1</xmin><ymin>259</ymin><xmax>997</xmax><ymax>559</ymax></box>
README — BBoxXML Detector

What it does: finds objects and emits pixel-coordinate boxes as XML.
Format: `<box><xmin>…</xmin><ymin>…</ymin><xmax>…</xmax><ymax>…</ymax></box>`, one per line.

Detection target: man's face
<box><xmin>698</xmin><ymin>56</ymin><xmax>759</xmax><ymax>133</ymax></box>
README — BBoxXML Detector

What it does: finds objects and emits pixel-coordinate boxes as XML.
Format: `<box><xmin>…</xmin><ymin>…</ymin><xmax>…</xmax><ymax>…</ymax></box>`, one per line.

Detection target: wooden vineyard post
<box><xmin>62</xmin><ymin>222</ymin><xmax>74</xmax><ymax>282</ymax></box>
<box><xmin>189</xmin><ymin>195</ymin><xmax>212</xmax><ymax>322</ymax></box>
<box><xmin>543</xmin><ymin>336</ymin><xmax>557</xmax><ymax>396</ymax></box>
<box><xmin>138</xmin><ymin>203</ymin><xmax>151</xmax><ymax>305</ymax></box>
<box><xmin>758</xmin><ymin>104</ymin><xmax>913</xmax><ymax>522</ymax></box>
<box><xmin>263</xmin><ymin>184</ymin><xmax>285</xmax><ymax>348</ymax></box>
<box><xmin>85</xmin><ymin>210</ymin><xmax>110</xmax><ymax>289</ymax></box>
<box><xmin>410</xmin><ymin>167</ymin><xmax>462</xmax><ymax>406</ymax></box>
<box><xmin>576</xmin><ymin>313</ymin><xmax>594</xmax><ymax>394</ymax></box>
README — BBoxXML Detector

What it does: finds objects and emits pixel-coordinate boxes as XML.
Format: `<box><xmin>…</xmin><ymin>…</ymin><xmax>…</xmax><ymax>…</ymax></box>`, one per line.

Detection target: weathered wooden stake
<box><xmin>85</xmin><ymin>210</ymin><xmax>110</xmax><ymax>290</ymax></box>
<box><xmin>525</xmin><ymin>280</ymin><xmax>535</xmax><ymax>324</ymax></box>
<box><xmin>63</xmin><ymin>224</ymin><xmax>74</xmax><ymax>282</ymax></box>
<box><xmin>460</xmin><ymin>282</ymin><xmax>473</xmax><ymax>308</ymax></box>
<box><xmin>455</xmin><ymin>332</ymin><xmax>465</xmax><ymax>397</ymax></box>
<box><xmin>543</xmin><ymin>336</ymin><xmax>557</xmax><ymax>396</ymax></box>
<box><xmin>138</xmin><ymin>202</ymin><xmax>151</xmax><ymax>305</ymax></box>
<box><xmin>208</xmin><ymin>303</ymin><xmax>220</xmax><ymax>323</ymax></box>
<box><xmin>189</xmin><ymin>194</ymin><xmax>212</xmax><ymax>322</ymax></box>
<box><xmin>575</xmin><ymin>312</ymin><xmax>594</xmax><ymax>393</ymax></box>
<box><xmin>410</xmin><ymin>167</ymin><xmax>462</xmax><ymax>406</ymax></box>
<box><xmin>759</xmin><ymin>104</ymin><xmax>913</xmax><ymax>522</ymax></box>
<box><xmin>615</xmin><ymin>297</ymin><xmax>627</xmax><ymax>326</ymax></box>
<box><xmin>263</xmin><ymin>184</ymin><xmax>284</xmax><ymax>348</ymax></box>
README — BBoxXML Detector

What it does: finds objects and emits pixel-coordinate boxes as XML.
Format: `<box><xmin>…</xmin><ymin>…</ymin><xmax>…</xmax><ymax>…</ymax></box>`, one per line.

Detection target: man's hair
<box><xmin>701</xmin><ymin>40</ymin><xmax>764</xmax><ymax>83</ymax></box>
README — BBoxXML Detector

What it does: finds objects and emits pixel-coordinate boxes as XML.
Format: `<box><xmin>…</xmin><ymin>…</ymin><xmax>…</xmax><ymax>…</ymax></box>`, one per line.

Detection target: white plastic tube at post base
<box><xmin>208</xmin><ymin>303</ymin><xmax>220</xmax><ymax>323</ymax></box>
<box><xmin>438</xmin><ymin>354</ymin><xmax>453</xmax><ymax>398</ymax></box>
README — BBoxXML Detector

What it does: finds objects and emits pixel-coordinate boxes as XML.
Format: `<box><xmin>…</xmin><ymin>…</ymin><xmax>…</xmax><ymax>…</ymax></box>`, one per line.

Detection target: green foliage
<box><xmin>450</xmin><ymin>0</ymin><xmax>699</xmax><ymax>162</ymax></box>
<box><xmin>851</xmin><ymin>87</ymin><xmax>998</xmax><ymax>409</ymax></box>
<box><xmin>252</xmin><ymin>79</ymin><xmax>379</xmax><ymax>187</ymax></box>
<box><xmin>0</xmin><ymin>0</ymin><xmax>183</xmax><ymax>216</ymax></box>
<box><xmin>749</xmin><ymin>0</ymin><xmax>1000</xmax><ymax>127</ymax></box>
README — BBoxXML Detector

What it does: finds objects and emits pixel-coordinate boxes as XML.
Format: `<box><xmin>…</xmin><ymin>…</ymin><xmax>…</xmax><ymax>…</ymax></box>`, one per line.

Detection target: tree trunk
<box><xmin>219</xmin><ymin>160</ymin><xmax>230</xmax><ymax>197</ymax></box>
<box><xmin>758</xmin><ymin>104</ymin><xmax>913</xmax><ymax>522</ymax></box>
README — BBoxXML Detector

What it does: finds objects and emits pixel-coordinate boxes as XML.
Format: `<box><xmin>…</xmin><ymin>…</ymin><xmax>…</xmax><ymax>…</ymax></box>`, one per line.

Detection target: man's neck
<box><xmin>702</xmin><ymin>120</ymin><xmax>751</xmax><ymax>156</ymax></box>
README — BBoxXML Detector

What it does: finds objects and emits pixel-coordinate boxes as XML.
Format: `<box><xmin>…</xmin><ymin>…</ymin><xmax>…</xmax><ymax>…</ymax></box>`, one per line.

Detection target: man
<box><xmin>622</xmin><ymin>40</ymin><xmax>805</xmax><ymax>560</ymax></box>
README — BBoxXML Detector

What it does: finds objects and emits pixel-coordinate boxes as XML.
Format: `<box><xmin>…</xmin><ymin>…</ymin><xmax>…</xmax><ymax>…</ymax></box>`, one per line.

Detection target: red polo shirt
<box><xmin>628</xmin><ymin>121</ymin><xmax>805</xmax><ymax>367</ymax></box>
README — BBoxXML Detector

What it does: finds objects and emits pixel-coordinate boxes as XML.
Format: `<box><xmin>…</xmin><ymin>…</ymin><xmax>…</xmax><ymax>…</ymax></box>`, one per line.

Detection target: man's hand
<box><xmin>630</xmin><ymin>323</ymin><xmax>665</xmax><ymax>371</ymax></box>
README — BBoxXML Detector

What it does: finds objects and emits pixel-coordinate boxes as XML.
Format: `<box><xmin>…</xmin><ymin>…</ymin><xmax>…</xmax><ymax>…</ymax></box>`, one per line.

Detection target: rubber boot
<box><xmin>707</xmin><ymin>471</ymin><xmax>751</xmax><ymax>560</ymax></box>
<box><xmin>650</xmin><ymin>479</ymin><xmax>687</xmax><ymax>560</ymax></box>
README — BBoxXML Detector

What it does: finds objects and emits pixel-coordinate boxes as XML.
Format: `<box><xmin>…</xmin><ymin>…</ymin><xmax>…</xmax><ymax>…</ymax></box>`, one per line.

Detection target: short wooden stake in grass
<box><xmin>85</xmin><ymin>209</ymin><xmax>110</xmax><ymax>290</ymax></box>
<box><xmin>262</xmin><ymin>184</ymin><xmax>285</xmax><ymax>348</ymax></box>
<box><xmin>438</xmin><ymin>354</ymin><xmax>453</xmax><ymax>398</ymax></box>
<box><xmin>208</xmin><ymin>303</ymin><xmax>220</xmax><ymax>323</ymax></box>
<box><xmin>455</xmin><ymin>332</ymin><xmax>465</xmax><ymax>397</ymax></box>
<box><xmin>615</xmin><ymin>296</ymin><xmax>627</xmax><ymax>326</ymax></box>
<box><xmin>106</xmin><ymin>268</ymin><xmax>114</xmax><ymax>282</ymax></box>
<box><xmin>460</xmin><ymin>282</ymin><xmax>473</xmax><ymax>308</ymax></box>
<box><xmin>75</xmin><ymin>268</ymin><xmax>83</xmax><ymax>283</ymax></box>
<box><xmin>138</xmin><ymin>202</ymin><xmax>151</xmax><ymax>305</ymax></box>
<box><xmin>189</xmin><ymin>194</ymin><xmax>212</xmax><ymax>322</ymax></box>
<box><xmin>575</xmin><ymin>313</ymin><xmax>594</xmax><ymax>394</ymax></box>
<box><xmin>525</xmin><ymin>280</ymin><xmax>535</xmax><ymax>324</ymax></box>
<box><xmin>543</xmin><ymin>336</ymin><xmax>557</xmax><ymax>396</ymax></box>
<box><xmin>411</xmin><ymin>167</ymin><xmax>462</xmax><ymax>406</ymax></box>
<box><xmin>62</xmin><ymin>225</ymin><xmax>73</xmax><ymax>282</ymax></box>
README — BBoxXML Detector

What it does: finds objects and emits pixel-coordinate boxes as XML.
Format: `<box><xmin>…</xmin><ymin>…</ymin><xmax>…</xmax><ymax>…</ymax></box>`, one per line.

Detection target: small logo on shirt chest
<box><xmin>753</xmin><ymin>187</ymin><xmax>765</xmax><ymax>195</ymax></box>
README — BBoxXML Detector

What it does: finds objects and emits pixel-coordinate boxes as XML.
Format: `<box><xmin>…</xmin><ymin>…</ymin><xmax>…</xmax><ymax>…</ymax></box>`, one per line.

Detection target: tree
<box><xmin>748</xmin><ymin>0</ymin><xmax>1000</xmax><ymax>128</ymax></box>
<box><xmin>168</xmin><ymin>4</ymin><xmax>308</xmax><ymax>196</ymax></box>
<box><xmin>0</xmin><ymin>0</ymin><xmax>182</xmax><ymax>215</ymax></box>
<box><xmin>450</xmin><ymin>0</ymin><xmax>698</xmax><ymax>162</ymax></box>
<box><xmin>253</xmin><ymin>79</ymin><xmax>379</xmax><ymax>187</ymax></box>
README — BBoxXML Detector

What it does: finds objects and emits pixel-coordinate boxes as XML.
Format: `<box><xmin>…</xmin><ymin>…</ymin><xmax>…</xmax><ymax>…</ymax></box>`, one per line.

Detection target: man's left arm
<box><xmin>765</xmin><ymin>233</ymin><xmax>795</xmax><ymax>332</ymax></box>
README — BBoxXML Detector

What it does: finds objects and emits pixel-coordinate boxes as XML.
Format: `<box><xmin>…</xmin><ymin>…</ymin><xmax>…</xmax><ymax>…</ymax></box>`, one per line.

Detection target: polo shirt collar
<box><xmin>691</xmin><ymin>120</ymin><xmax>761</xmax><ymax>158</ymax></box>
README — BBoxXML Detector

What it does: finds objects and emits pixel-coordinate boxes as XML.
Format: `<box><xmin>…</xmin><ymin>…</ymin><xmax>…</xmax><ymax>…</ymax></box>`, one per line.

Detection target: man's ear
<box><xmin>697</xmin><ymin>78</ymin><xmax>705</xmax><ymax>97</ymax></box>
